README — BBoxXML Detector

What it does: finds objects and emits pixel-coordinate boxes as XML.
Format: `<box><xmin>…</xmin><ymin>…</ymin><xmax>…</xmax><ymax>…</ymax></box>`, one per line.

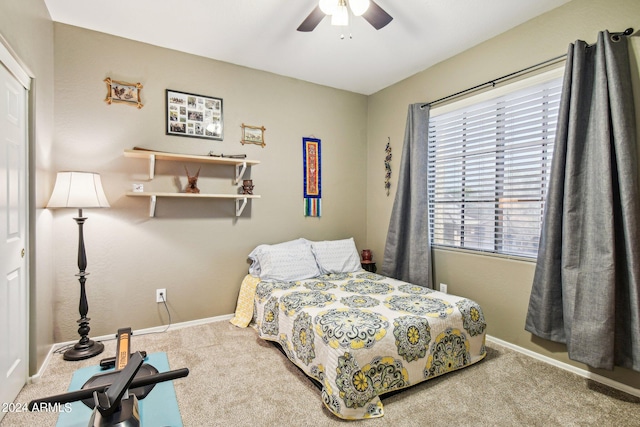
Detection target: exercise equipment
<box><xmin>29</xmin><ymin>327</ymin><xmax>189</xmax><ymax>427</ymax></box>
<box><xmin>80</xmin><ymin>328</ymin><xmax>158</xmax><ymax>408</ymax></box>
<box><xmin>89</xmin><ymin>351</ymin><xmax>145</xmax><ymax>426</ymax></box>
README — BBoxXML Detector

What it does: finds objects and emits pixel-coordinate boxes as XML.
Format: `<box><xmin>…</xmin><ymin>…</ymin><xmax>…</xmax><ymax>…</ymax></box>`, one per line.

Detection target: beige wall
<box><xmin>367</xmin><ymin>0</ymin><xmax>640</xmax><ymax>389</ymax></box>
<box><xmin>0</xmin><ymin>0</ymin><xmax>55</xmax><ymax>375</ymax></box>
<box><xmin>3</xmin><ymin>0</ymin><xmax>639</xmax><ymax>388</ymax></box>
<box><xmin>52</xmin><ymin>24</ymin><xmax>368</xmax><ymax>342</ymax></box>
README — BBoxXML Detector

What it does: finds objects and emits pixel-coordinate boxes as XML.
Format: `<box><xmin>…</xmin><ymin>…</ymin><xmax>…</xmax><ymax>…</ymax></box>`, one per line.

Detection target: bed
<box><xmin>231</xmin><ymin>238</ymin><xmax>487</xmax><ymax>420</ymax></box>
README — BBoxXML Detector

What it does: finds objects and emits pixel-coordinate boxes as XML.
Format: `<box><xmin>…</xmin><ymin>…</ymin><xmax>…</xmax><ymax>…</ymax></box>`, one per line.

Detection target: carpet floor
<box><xmin>2</xmin><ymin>320</ymin><xmax>640</xmax><ymax>426</ymax></box>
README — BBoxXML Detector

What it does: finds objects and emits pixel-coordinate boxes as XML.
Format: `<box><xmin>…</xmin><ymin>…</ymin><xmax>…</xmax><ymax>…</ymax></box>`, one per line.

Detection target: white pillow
<box><xmin>248</xmin><ymin>239</ymin><xmax>320</xmax><ymax>281</ymax></box>
<box><xmin>311</xmin><ymin>238</ymin><xmax>362</xmax><ymax>274</ymax></box>
<box><xmin>248</xmin><ymin>238</ymin><xmax>306</xmax><ymax>276</ymax></box>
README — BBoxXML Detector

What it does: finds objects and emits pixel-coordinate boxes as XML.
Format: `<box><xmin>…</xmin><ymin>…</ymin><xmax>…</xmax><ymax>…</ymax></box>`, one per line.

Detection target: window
<box><xmin>427</xmin><ymin>70</ymin><xmax>563</xmax><ymax>258</ymax></box>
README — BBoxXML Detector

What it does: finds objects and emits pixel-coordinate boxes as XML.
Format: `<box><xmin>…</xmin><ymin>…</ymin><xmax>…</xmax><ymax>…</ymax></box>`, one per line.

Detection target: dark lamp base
<box><xmin>63</xmin><ymin>340</ymin><xmax>105</xmax><ymax>361</ymax></box>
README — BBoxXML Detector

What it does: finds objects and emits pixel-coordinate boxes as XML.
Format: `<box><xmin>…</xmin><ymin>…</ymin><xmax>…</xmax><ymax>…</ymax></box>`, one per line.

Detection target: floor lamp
<box><xmin>47</xmin><ymin>171</ymin><xmax>110</xmax><ymax>361</ymax></box>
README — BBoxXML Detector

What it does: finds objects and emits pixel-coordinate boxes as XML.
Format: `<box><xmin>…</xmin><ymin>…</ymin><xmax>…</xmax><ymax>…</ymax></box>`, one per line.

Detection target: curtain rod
<box><xmin>420</xmin><ymin>27</ymin><xmax>635</xmax><ymax>109</ymax></box>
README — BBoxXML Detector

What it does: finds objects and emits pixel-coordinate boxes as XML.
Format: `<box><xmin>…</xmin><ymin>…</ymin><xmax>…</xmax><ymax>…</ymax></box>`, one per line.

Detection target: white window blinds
<box><xmin>427</xmin><ymin>74</ymin><xmax>563</xmax><ymax>258</ymax></box>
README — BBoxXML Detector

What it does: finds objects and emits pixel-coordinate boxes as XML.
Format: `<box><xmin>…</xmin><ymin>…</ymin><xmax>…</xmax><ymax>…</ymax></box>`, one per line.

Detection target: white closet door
<box><xmin>0</xmin><ymin>57</ymin><xmax>28</xmax><ymax>418</ymax></box>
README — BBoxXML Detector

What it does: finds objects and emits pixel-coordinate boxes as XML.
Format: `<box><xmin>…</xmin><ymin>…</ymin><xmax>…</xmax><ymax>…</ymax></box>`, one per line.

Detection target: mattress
<box><xmin>233</xmin><ymin>271</ymin><xmax>487</xmax><ymax>420</ymax></box>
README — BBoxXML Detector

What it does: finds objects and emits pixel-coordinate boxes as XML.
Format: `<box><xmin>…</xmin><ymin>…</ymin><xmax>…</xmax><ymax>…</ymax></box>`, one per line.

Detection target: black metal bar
<box><xmin>610</xmin><ymin>27</ymin><xmax>634</xmax><ymax>41</ymax></box>
<box><xmin>421</xmin><ymin>27</ymin><xmax>634</xmax><ymax>109</ymax></box>
<box><xmin>97</xmin><ymin>352</ymin><xmax>144</xmax><ymax>417</ymax></box>
<box><xmin>27</xmin><ymin>367</ymin><xmax>189</xmax><ymax>410</ymax></box>
<box><xmin>420</xmin><ymin>54</ymin><xmax>566</xmax><ymax>109</ymax></box>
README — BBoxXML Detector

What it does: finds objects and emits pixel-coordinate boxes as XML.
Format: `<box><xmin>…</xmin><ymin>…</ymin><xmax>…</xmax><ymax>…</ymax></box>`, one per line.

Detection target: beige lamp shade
<box><xmin>47</xmin><ymin>171</ymin><xmax>110</xmax><ymax>209</ymax></box>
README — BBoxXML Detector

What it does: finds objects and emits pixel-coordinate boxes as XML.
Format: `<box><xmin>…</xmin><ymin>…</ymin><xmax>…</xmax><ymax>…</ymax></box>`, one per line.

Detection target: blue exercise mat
<box><xmin>56</xmin><ymin>352</ymin><xmax>183</xmax><ymax>427</ymax></box>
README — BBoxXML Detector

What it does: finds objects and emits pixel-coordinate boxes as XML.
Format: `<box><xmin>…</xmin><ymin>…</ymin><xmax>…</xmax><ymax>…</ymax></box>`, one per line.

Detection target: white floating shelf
<box><xmin>126</xmin><ymin>192</ymin><xmax>261</xmax><ymax>217</ymax></box>
<box><xmin>124</xmin><ymin>149</ymin><xmax>260</xmax><ymax>183</ymax></box>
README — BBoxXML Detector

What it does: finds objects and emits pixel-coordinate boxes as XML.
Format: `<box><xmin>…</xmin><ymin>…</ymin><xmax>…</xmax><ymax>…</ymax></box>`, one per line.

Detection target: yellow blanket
<box><xmin>229</xmin><ymin>274</ymin><xmax>261</xmax><ymax>327</ymax></box>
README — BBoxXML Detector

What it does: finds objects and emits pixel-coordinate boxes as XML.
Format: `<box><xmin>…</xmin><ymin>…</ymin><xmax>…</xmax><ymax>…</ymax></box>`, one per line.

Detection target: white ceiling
<box><xmin>44</xmin><ymin>0</ymin><xmax>570</xmax><ymax>95</ymax></box>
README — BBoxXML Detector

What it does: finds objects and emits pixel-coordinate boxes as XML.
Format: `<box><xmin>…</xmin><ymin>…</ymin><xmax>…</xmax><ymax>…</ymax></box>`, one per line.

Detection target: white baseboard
<box><xmin>486</xmin><ymin>335</ymin><xmax>640</xmax><ymax>398</ymax></box>
<box><xmin>29</xmin><ymin>344</ymin><xmax>57</xmax><ymax>384</ymax></box>
<box><xmin>29</xmin><ymin>313</ymin><xmax>233</xmax><ymax>383</ymax></box>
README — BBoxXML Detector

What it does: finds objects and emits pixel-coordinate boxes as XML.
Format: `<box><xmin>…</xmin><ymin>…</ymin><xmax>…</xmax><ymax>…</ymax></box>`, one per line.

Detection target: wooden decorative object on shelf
<box><xmin>184</xmin><ymin>166</ymin><xmax>200</xmax><ymax>193</ymax></box>
<box><xmin>242</xmin><ymin>179</ymin><xmax>254</xmax><ymax>195</ymax></box>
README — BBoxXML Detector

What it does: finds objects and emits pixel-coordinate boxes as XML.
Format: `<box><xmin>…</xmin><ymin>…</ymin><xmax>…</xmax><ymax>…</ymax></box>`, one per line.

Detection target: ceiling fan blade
<box><xmin>297</xmin><ymin>5</ymin><xmax>325</xmax><ymax>32</ymax></box>
<box><xmin>362</xmin><ymin>0</ymin><xmax>393</xmax><ymax>30</ymax></box>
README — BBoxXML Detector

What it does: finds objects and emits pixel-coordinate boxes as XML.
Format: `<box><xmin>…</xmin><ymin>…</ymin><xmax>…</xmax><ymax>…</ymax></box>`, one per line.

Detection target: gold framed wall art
<box><xmin>104</xmin><ymin>78</ymin><xmax>143</xmax><ymax>109</ymax></box>
<box><xmin>241</xmin><ymin>123</ymin><xmax>266</xmax><ymax>147</ymax></box>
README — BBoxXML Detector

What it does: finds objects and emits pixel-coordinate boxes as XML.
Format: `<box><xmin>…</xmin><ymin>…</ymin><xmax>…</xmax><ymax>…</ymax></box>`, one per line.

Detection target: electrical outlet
<box><xmin>440</xmin><ymin>283</ymin><xmax>448</xmax><ymax>294</ymax></box>
<box><xmin>156</xmin><ymin>288</ymin><xmax>167</xmax><ymax>303</ymax></box>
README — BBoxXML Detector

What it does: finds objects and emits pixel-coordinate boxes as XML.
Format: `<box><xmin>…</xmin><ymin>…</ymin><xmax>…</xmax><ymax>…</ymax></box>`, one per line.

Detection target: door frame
<box><xmin>0</xmin><ymin>39</ymin><xmax>30</xmax><ymax>89</ymax></box>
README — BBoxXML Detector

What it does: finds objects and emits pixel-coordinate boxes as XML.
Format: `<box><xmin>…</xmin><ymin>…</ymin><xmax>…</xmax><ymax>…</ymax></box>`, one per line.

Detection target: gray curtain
<box><xmin>381</xmin><ymin>103</ymin><xmax>432</xmax><ymax>288</ymax></box>
<box><xmin>525</xmin><ymin>31</ymin><xmax>640</xmax><ymax>371</ymax></box>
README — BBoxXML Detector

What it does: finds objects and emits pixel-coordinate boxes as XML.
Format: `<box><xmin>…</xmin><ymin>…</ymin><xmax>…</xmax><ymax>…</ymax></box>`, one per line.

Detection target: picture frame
<box><xmin>104</xmin><ymin>78</ymin><xmax>143</xmax><ymax>109</ymax></box>
<box><xmin>241</xmin><ymin>123</ymin><xmax>266</xmax><ymax>147</ymax></box>
<box><xmin>166</xmin><ymin>89</ymin><xmax>223</xmax><ymax>141</ymax></box>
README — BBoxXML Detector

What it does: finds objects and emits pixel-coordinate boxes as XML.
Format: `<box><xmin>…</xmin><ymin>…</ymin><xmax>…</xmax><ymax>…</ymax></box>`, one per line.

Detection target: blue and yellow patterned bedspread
<box><xmin>232</xmin><ymin>272</ymin><xmax>487</xmax><ymax>420</ymax></box>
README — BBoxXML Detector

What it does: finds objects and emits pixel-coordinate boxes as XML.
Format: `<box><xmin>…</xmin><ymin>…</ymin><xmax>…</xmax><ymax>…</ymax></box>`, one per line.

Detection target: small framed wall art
<box><xmin>104</xmin><ymin>78</ymin><xmax>143</xmax><ymax>109</ymax></box>
<box><xmin>241</xmin><ymin>123</ymin><xmax>266</xmax><ymax>147</ymax></box>
<box><xmin>166</xmin><ymin>89</ymin><xmax>223</xmax><ymax>140</ymax></box>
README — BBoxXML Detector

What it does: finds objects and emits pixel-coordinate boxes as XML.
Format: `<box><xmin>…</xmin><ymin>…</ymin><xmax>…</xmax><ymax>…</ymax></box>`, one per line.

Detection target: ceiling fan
<box><xmin>297</xmin><ymin>0</ymin><xmax>393</xmax><ymax>32</ymax></box>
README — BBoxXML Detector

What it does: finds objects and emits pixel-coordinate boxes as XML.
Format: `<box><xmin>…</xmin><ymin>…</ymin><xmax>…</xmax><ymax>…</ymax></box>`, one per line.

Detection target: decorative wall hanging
<box><xmin>166</xmin><ymin>89</ymin><xmax>223</xmax><ymax>140</ymax></box>
<box><xmin>303</xmin><ymin>137</ymin><xmax>321</xmax><ymax>217</ymax></box>
<box><xmin>104</xmin><ymin>78</ymin><xmax>143</xmax><ymax>109</ymax></box>
<box><xmin>384</xmin><ymin>137</ymin><xmax>392</xmax><ymax>196</ymax></box>
<box><xmin>241</xmin><ymin>124</ymin><xmax>266</xmax><ymax>147</ymax></box>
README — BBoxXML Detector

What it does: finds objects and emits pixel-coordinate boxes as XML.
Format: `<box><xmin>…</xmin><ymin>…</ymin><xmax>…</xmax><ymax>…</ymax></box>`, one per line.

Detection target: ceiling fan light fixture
<box><xmin>331</xmin><ymin>1</ymin><xmax>349</xmax><ymax>26</ymax></box>
<box><xmin>319</xmin><ymin>0</ymin><xmax>337</xmax><ymax>15</ymax></box>
<box><xmin>297</xmin><ymin>0</ymin><xmax>391</xmax><ymax>32</ymax></box>
<box><xmin>349</xmin><ymin>0</ymin><xmax>370</xmax><ymax>16</ymax></box>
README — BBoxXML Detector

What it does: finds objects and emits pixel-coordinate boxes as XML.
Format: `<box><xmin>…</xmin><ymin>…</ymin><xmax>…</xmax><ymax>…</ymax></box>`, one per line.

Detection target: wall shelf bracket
<box><xmin>149</xmin><ymin>195</ymin><xmax>157</xmax><ymax>217</ymax></box>
<box><xmin>234</xmin><ymin>162</ymin><xmax>247</xmax><ymax>184</ymax></box>
<box><xmin>236</xmin><ymin>197</ymin><xmax>248</xmax><ymax>216</ymax></box>
<box><xmin>149</xmin><ymin>154</ymin><xmax>156</xmax><ymax>179</ymax></box>
<box><xmin>127</xmin><ymin>192</ymin><xmax>259</xmax><ymax>217</ymax></box>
